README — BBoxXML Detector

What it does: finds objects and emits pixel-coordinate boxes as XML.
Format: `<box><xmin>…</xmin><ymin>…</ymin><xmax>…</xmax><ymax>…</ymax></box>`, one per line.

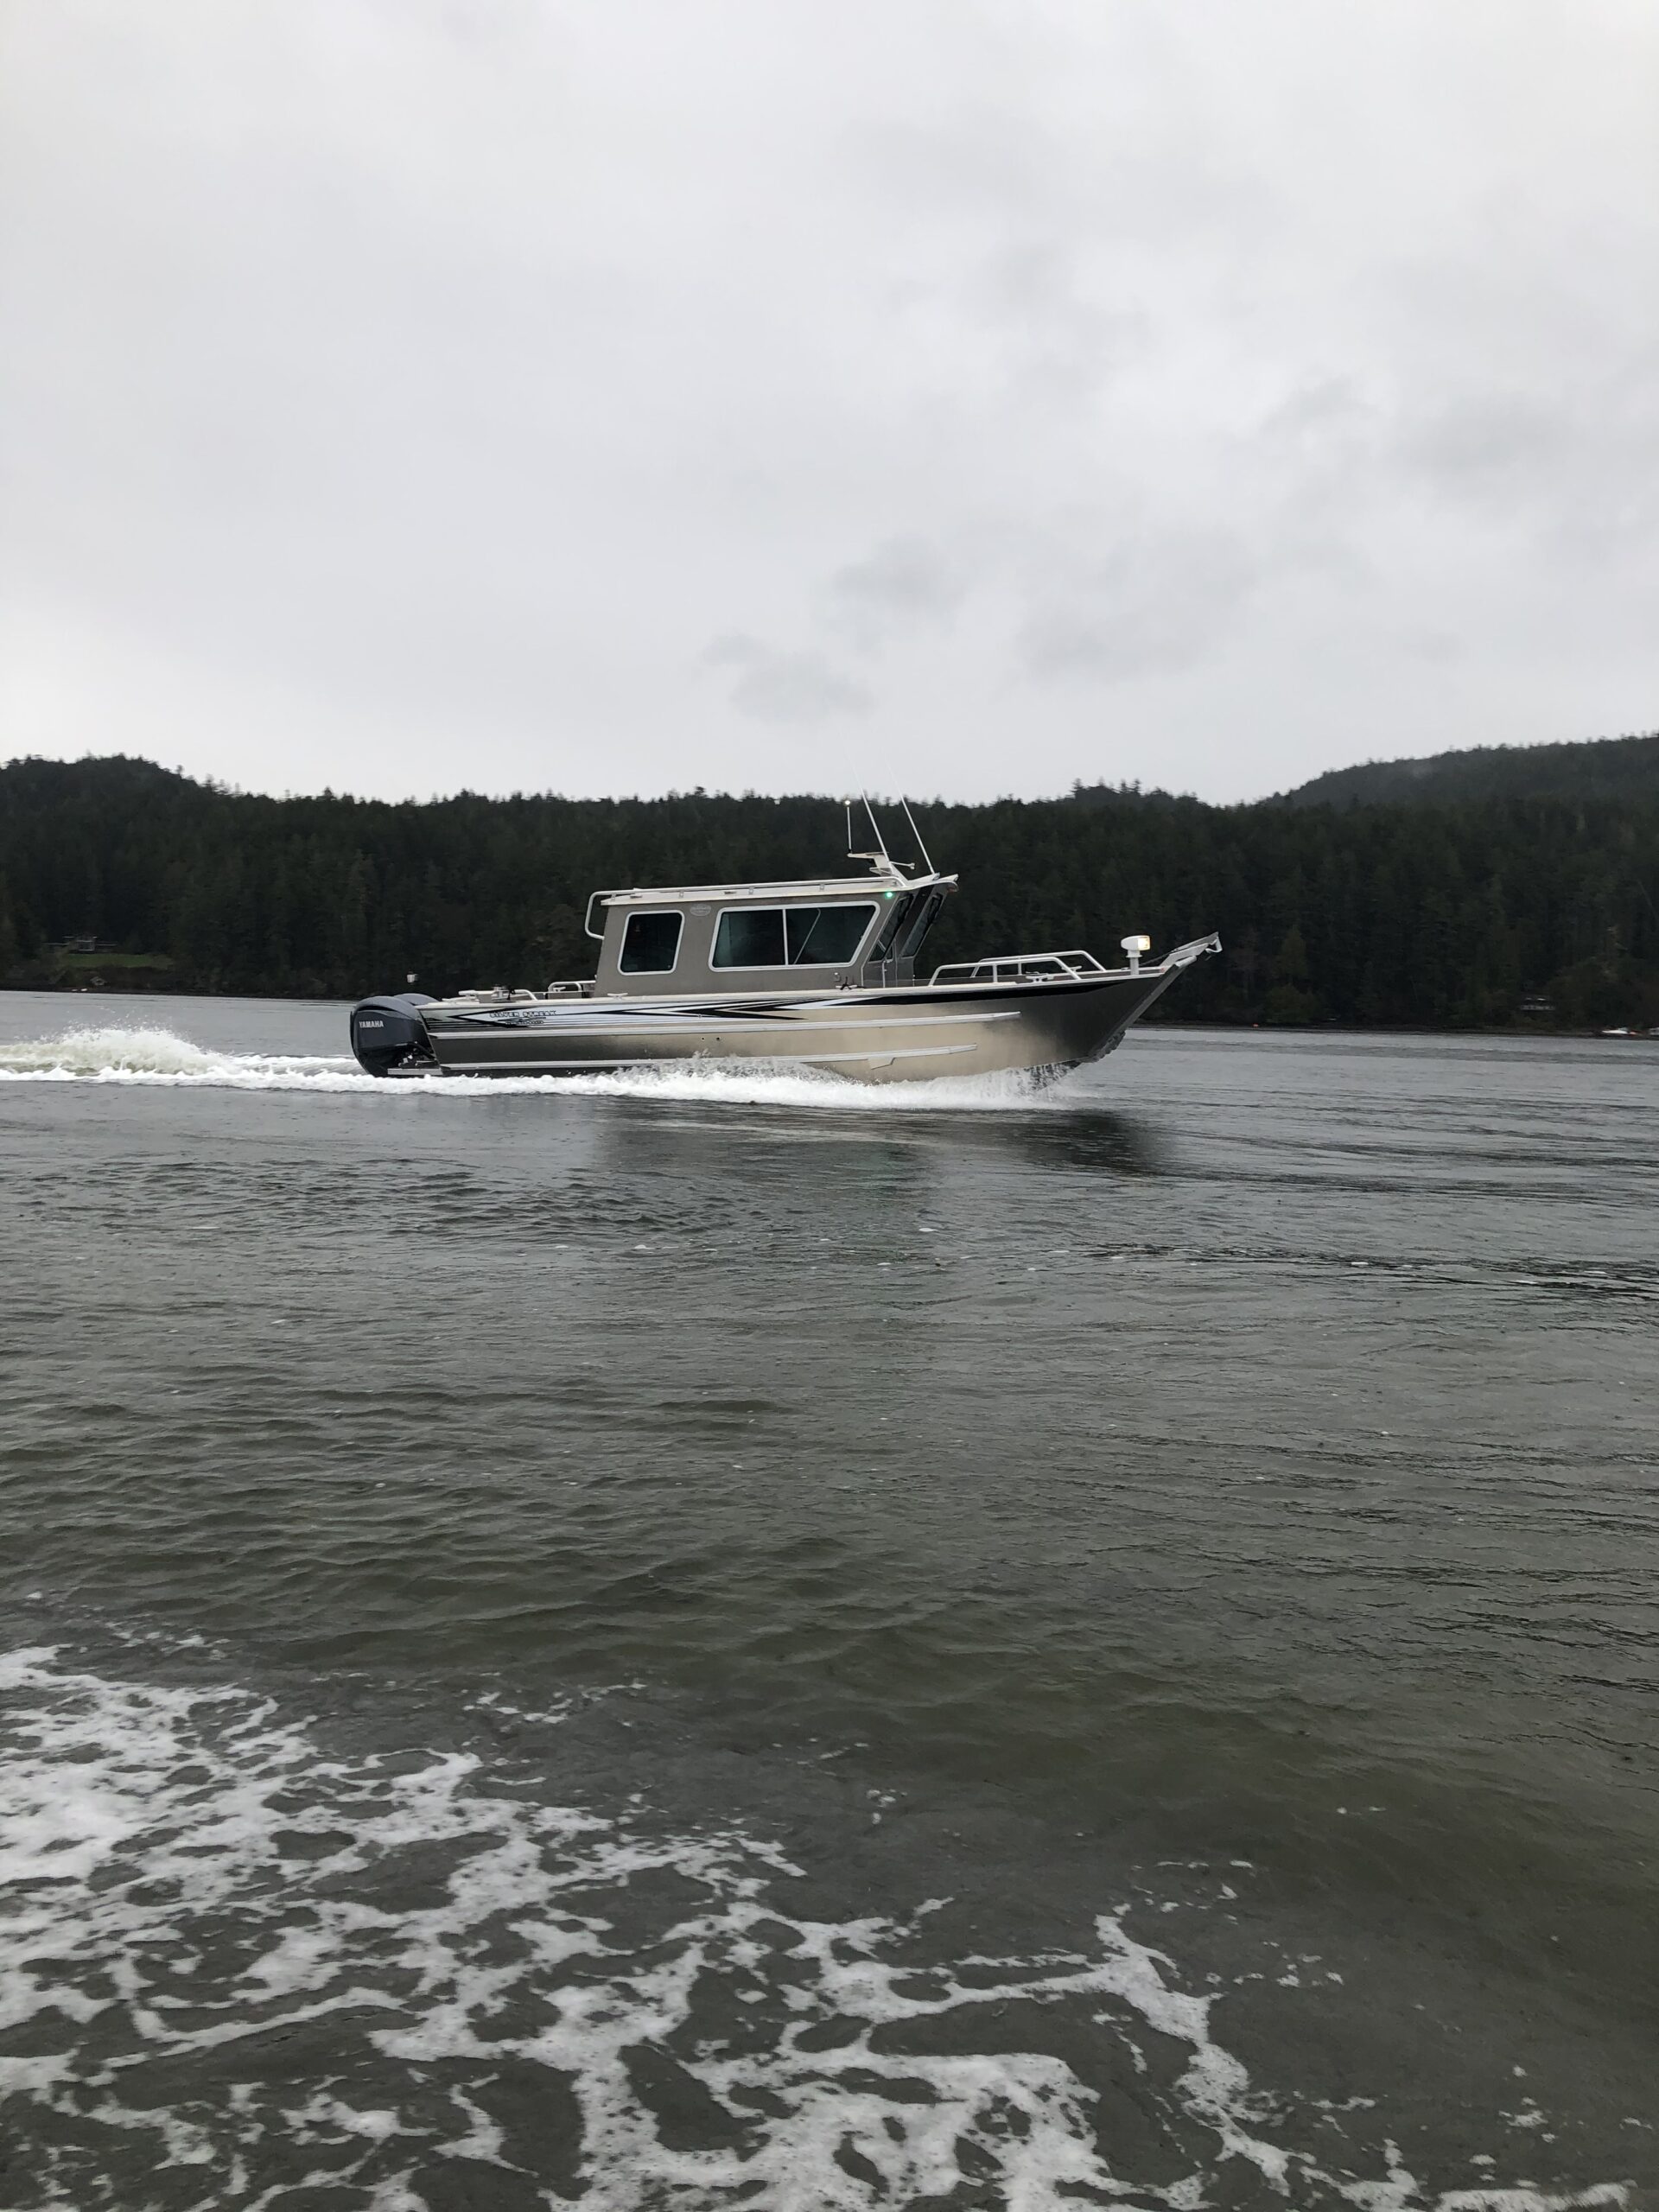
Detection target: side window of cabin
<box><xmin>712</xmin><ymin>903</ymin><xmax>879</xmax><ymax>969</ymax></box>
<box><xmin>619</xmin><ymin>910</ymin><xmax>683</xmax><ymax>974</ymax></box>
<box><xmin>785</xmin><ymin>904</ymin><xmax>875</xmax><ymax>964</ymax></box>
<box><xmin>713</xmin><ymin>907</ymin><xmax>785</xmax><ymax>969</ymax></box>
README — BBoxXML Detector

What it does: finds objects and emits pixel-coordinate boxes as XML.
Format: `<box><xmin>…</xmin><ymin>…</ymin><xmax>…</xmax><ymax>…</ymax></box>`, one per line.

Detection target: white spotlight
<box><xmin>1121</xmin><ymin>933</ymin><xmax>1152</xmax><ymax>974</ymax></box>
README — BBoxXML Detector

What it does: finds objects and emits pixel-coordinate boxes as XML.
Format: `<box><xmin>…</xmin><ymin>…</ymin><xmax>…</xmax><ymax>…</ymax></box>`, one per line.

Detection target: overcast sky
<box><xmin>3</xmin><ymin>1</ymin><xmax>1657</xmax><ymax>805</ymax></box>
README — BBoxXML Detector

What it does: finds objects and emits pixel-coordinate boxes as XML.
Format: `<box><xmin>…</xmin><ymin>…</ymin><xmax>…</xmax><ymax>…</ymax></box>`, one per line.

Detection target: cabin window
<box><xmin>867</xmin><ymin>893</ymin><xmax>913</xmax><ymax>963</ymax></box>
<box><xmin>712</xmin><ymin>902</ymin><xmax>877</xmax><ymax>969</ymax></box>
<box><xmin>712</xmin><ymin>907</ymin><xmax>785</xmax><ymax>969</ymax></box>
<box><xmin>619</xmin><ymin>909</ymin><xmax>683</xmax><ymax>974</ymax></box>
<box><xmin>786</xmin><ymin>903</ymin><xmax>875</xmax><ymax>964</ymax></box>
<box><xmin>896</xmin><ymin>889</ymin><xmax>945</xmax><ymax>960</ymax></box>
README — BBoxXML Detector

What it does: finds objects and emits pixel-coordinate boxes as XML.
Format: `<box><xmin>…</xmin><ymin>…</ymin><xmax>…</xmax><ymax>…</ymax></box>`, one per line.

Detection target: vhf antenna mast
<box><xmin>899</xmin><ymin>797</ymin><xmax>936</xmax><ymax>876</ymax></box>
<box><xmin>846</xmin><ymin>792</ymin><xmax>896</xmax><ymax>871</ymax></box>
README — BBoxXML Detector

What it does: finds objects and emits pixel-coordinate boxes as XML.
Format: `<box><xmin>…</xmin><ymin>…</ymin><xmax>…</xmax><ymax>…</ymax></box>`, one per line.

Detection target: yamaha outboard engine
<box><xmin>350</xmin><ymin>993</ymin><xmax>437</xmax><ymax>1077</ymax></box>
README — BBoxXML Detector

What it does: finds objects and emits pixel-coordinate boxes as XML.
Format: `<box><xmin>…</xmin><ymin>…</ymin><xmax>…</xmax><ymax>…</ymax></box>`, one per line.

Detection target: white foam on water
<box><xmin>540</xmin><ymin>1058</ymin><xmax>1077</xmax><ymax>1113</ymax></box>
<box><xmin>0</xmin><ymin>1025</ymin><xmax>1085</xmax><ymax>1110</ymax></box>
<box><xmin>0</xmin><ymin>1647</ymin><xmax>1629</xmax><ymax>2212</ymax></box>
<box><xmin>0</xmin><ymin>1025</ymin><xmax>363</xmax><ymax>1087</ymax></box>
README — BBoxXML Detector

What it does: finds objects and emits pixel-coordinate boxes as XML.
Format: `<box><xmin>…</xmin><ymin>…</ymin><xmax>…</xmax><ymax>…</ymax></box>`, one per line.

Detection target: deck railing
<box><xmin>927</xmin><ymin>950</ymin><xmax>1109</xmax><ymax>986</ymax></box>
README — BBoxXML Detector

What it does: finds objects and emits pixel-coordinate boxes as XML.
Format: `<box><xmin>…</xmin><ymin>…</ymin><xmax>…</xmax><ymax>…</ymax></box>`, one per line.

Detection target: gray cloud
<box><xmin>1396</xmin><ymin>385</ymin><xmax>1659</xmax><ymax>558</ymax></box>
<box><xmin>1016</xmin><ymin>525</ymin><xmax>1257</xmax><ymax>684</ymax></box>
<box><xmin>704</xmin><ymin>636</ymin><xmax>872</xmax><ymax>725</ymax></box>
<box><xmin>825</xmin><ymin>537</ymin><xmax>968</xmax><ymax>651</ymax></box>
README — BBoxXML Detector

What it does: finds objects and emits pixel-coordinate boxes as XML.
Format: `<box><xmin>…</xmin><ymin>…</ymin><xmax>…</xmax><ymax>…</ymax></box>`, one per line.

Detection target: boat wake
<box><xmin>0</xmin><ymin>1025</ymin><xmax>362</xmax><ymax>1086</ymax></box>
<box><xmin>0</xmin><ymin>1024</ymin><xmax>1084</xmax><ymax>1109</ymax></box>
<box><xmin>0</xmin><ymin>1644</ymin><xmax>1628</xmax><ymax>2212</ymax></box>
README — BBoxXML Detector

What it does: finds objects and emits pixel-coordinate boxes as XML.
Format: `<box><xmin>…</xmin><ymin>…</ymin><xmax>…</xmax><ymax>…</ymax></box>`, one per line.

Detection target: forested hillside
<box><xmin>3</xmin><ymin>753</ymin><xmax>1657</xmax><ymax>1028</ymax></box>
<box><xmin>1275</xmin><ymin>730</ymin><xmax>1659</xmax><ymax>810</ymax></box>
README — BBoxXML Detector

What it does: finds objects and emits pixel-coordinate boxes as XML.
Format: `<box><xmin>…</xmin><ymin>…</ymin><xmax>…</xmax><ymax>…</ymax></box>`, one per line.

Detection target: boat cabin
<box><xmin>584</xmin><ymin>864</ymin><xmax>957</xmax><ymax>997</ymax></box>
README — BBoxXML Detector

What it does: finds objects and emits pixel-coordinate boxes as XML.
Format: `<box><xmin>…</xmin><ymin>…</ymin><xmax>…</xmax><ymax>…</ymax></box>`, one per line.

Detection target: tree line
<box><xmin>1273</xmin><ymin>728</ymin><xmax>1659</xmax><ymax>811</ymax></box>
<box><xmin>3</xmin><ymin>753</ymin><xmax>1656</xmax><ymax>1029</ymax></box>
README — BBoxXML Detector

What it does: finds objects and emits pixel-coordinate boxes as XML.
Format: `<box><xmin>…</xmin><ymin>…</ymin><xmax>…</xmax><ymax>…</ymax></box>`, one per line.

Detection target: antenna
<box><xmin>847</xmin><ymin>792</ymin><xmax>898</xmax><ymax>873</ymax></box>
<box><xmin>899</xmin><ymin>797</ymin><xmax>936</xmax><ymax>876</ymax></box>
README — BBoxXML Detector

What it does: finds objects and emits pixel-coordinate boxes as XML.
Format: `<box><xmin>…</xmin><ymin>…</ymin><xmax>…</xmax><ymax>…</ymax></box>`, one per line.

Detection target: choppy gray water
<box><xmin>2</xmin><ymin>991</ymin><xmax>1656</xmax><ymax>2212</ymax></box>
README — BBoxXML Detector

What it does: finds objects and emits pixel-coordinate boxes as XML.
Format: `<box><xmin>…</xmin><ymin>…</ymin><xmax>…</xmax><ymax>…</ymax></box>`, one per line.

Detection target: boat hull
<box><xmin>392</xmin><ymin>953</ymin><xmax>1212</xmax><ymax>1084</ymax></box>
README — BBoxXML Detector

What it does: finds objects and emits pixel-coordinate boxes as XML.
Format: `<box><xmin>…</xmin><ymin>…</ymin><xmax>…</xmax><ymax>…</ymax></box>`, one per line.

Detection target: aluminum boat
<box><xmin>349</xmin><ymin>812</ymin><xmax>1218</xmax><ymax>1085</ymax></box>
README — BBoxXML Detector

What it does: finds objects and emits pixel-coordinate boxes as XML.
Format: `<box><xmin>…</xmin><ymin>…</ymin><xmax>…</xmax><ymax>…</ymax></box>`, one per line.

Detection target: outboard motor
<box><xmin>350</xmin><ymin>993</ymin><xmax>437</xmax><ymax>1077</ymax></box>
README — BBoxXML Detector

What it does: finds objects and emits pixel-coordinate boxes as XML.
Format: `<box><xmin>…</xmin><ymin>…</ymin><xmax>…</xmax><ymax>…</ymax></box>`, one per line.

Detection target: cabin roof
<box><xmin>591</xmin><ymin>868</ymin><xmax>957</xmax><ymax>911</ymax></box>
